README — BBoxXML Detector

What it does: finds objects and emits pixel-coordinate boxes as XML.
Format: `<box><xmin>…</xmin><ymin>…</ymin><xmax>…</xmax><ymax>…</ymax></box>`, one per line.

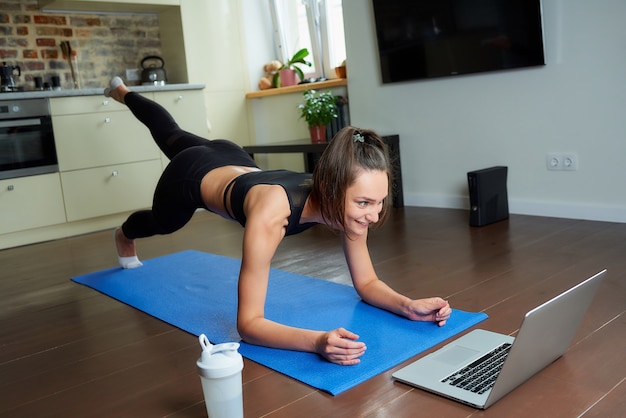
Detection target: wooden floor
<box><xmin>1</xmin><ymin>207</ymin><xmax>624</xmax><ymax>418</ymax></box>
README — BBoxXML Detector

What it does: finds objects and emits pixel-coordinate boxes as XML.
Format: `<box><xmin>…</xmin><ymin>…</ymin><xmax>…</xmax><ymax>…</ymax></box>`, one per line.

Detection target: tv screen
<box><xmin>372</xmin><ymin>0</ymin><xmax>545</xmax><ymax>83</ymax></box>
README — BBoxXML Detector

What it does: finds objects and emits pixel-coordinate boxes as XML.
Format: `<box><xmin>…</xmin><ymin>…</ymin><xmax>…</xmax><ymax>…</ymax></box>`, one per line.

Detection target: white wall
<box><xmin>343</xmin><ymin>0</ymin><xmax>626</xmax><ymax>223</ymax></box>
<box><xmin>240</xmin><ymin>0</ymin><xmax>348</xmax><ymax>172</ymax></box>
<box><xmin>179</xmin><ymin>0</ymin><xmax>251</xmax><ymax>144</ymax></box>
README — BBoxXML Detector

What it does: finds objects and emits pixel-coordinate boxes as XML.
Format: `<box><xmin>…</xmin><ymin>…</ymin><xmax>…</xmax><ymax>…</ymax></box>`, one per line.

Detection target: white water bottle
<box><xmin>197</xmin><ymin>334</ymin><xmax>244</xmax><ymax>418</ymax></box>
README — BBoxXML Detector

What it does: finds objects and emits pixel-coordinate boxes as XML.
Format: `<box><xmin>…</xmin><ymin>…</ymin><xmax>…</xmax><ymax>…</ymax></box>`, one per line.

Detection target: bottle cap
<box><xmin>196</xmin><ymin>334</ymin><xmax>243</xmax><ymax>379</ymax></box>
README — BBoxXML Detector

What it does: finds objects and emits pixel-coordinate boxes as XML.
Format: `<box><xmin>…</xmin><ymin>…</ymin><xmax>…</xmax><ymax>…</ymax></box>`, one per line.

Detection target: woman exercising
<box><xmin>106</xmin><ymin>77</ymin><xmax>452</xmax><ymax>365</ymax></box>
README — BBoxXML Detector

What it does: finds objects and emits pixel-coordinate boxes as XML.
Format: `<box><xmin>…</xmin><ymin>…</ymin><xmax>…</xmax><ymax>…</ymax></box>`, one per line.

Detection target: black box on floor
<box><xmin>467</xmin><ymin>166</ymin><xmax>509</xmax><ymax>227</ymax></box>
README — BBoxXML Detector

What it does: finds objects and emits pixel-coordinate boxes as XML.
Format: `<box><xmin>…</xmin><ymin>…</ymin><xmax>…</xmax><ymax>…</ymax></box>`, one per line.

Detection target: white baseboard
<box><xmin>405</xmin><ymin>193</ymin><xmax>626</xmax><ymax>224</ymax></box>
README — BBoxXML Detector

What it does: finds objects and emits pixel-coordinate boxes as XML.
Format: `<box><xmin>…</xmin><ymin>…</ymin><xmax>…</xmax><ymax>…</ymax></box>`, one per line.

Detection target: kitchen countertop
<box><xmin>0</xmin><ymin>83</ymin><xmax>205</xmax><ymax>101</ymax></box>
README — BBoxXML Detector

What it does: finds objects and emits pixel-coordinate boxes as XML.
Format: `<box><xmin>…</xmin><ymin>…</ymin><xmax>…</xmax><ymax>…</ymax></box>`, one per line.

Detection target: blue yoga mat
<box><xmin>72</xmin><ymin>250</ymin><xmax>487</xmax><ymax>395</ymax></box>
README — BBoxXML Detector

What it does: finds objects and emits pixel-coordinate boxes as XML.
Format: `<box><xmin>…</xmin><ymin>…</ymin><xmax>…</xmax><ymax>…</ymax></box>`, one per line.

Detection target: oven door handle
<box><xmin>0</xmin><ymin>118</ymin><xmax>42</xmax><ymax>128</ymax></box>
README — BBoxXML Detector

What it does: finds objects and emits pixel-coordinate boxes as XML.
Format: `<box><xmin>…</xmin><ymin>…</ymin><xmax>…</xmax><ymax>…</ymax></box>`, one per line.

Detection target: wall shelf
<box><xmin>245</xmin><ymin>78</ymin><xmax>347</xmax><ymax>99</ymax></box>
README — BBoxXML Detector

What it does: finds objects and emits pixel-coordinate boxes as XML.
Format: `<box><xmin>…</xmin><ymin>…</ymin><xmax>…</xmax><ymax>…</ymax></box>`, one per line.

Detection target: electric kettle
<box><xmin>141</xmin><ymin>56</ymin><xmax>167</xmax><ymax>85</ymax></box>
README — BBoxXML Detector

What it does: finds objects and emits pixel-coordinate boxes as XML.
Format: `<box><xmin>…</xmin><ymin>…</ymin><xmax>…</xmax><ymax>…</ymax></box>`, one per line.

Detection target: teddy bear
<box><xmin>258</xmin><ymin>60</ymin><xmax>282</xmax><ymax>90</ymax></box>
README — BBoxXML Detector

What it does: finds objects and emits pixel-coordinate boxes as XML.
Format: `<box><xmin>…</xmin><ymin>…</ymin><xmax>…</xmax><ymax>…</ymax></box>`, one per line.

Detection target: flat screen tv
<box><xmin>372</xmin><ymin>0</ymin><xmax>545</xmax><ymax>83</ymax></box>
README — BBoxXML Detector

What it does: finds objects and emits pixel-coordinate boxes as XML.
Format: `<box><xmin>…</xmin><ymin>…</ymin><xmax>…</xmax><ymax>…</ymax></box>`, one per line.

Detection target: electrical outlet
<box><xmin>546</xmin><ymin>153</ymin><xmax>578</xmax><ymax>171</ymax></box>
<box><xmin>547</xmin><ymin>153</ymin><xmax>562</xmax><ymax>170</ymax></box>
<box><xmin>125</xmin><ymin>68</ymin><xmax>141</xmax><ymax>82</ymax></box>
<box><xmin>562</xmin><ymin>153</ymin><xmax>578</xmax><ymax>171</ymax></box>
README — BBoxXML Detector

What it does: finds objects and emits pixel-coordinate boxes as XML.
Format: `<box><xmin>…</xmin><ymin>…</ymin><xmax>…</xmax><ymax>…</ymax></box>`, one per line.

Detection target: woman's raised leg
<box><xmin>104</xmin><ymin>77</ymin><xmax>208</xmax><ymax>159</ymax></box>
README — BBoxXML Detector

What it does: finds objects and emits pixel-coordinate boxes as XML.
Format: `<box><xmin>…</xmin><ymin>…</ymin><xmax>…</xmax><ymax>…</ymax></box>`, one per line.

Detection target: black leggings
<box><xmin>120</xmin><ymin>93</ymin><xmax>256</xmax><ymax>239</ymax></box>
<box><xmin>124</xmin><ymin>92</ymin><xmax>208</xmax><ymax>159</ymax></box>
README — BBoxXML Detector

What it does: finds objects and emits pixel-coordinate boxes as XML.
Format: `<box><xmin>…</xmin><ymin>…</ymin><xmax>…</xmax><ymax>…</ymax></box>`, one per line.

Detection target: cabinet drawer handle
<box><xmin>7</xmin><ymin>185</ymin><xmax>14</xmax><ymax>191</ymax></box>
<box><xmin>103</xmin><ymin>99</ymin><xmax>109</xmax><ymax>106</ymax></box>
<box><xmin>111</xmin><ymin>170</ymin><xmax>119</xmax><ymax>177</ymax></box>
<box><xmin>104</xmin><ymin>116</ymin><xmax>111</xmax><ymax>123</ymax></box>
<box><xmin>176</xmin><ymin>95</ymin><xmax>184</xmax><ymax>102</ymax></box>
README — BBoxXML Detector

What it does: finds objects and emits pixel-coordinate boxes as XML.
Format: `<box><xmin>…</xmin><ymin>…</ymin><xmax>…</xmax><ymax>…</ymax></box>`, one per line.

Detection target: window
<box><xmin>270</xmin><ymin>0</ymin><xmax>346</xmax><ymax>79</ymax></box>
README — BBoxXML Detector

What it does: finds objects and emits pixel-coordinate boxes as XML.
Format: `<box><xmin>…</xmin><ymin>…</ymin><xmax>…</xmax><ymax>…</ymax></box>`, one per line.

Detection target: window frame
<box><xmin>269</xmin><ymin>0</ymin><xmax>345</xmax><ymax>80</ymax></box>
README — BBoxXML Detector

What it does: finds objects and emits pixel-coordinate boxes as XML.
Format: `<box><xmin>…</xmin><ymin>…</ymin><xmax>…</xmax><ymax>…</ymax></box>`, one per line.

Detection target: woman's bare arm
<box><xmin>235</xmin><ymin>186</ymin><xmax>367</xmax><ymax>364</ymax></box>
<box><xmin>342</xmin><ymin>232</ymin><xmax>452</xmax><ymax>326</ymax></box>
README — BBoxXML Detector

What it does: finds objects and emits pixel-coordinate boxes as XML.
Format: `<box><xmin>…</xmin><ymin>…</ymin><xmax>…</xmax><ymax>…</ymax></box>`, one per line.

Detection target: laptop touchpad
<box><xmin>434</xmin><ymin>345</ymin><xmax>479</xmax><ymax>366</ymax></box>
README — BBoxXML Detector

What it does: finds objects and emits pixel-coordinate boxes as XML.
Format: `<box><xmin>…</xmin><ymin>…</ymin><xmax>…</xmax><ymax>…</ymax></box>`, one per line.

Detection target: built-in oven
<box><xmin>0</xmin><ymin>98</ymin><xmax>58</xmax><ymax>180</ymax></box>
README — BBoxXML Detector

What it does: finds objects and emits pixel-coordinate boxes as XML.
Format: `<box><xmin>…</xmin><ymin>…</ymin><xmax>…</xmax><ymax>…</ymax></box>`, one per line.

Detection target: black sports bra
<box><xmin>227</xmin><ymin>170</ymin><xmax>316</xmax><ymax>236</ymax></box>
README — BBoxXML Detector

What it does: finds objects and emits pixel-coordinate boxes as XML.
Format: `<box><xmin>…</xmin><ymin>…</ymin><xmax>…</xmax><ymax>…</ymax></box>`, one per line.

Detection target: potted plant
<box><xmin>273</xmin><ymin>48</ymin><xmax>312</xmax><ymax>88</ymax></box>
<box><xmin>297</xmin><ymin>89</ymin><xmax>338</xmax><ymax>143</ymax></box>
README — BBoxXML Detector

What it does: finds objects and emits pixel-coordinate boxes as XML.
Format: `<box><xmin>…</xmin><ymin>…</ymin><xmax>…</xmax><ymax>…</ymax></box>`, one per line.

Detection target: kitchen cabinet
<box><xmin>0</xmin><ymin>87</ymin><xmax>205</xmax><ymax>250</ymax></box>
<box><xmin>61</xmin><ymin>160</ymin><xmax>161</xmax><ymax>222</ymax></box>
<box><xmin>38</xmin><ymin>0</ymin><xmax>180</xmax><ymax>14</ymax></box>
<box><xmin>51</xmin><ymin>94</ymin><xmax>163</xmax><ymax>221</ymax></box>
<box><xmin>0</xmin><ymin>173</ymin><xmax>66</xmax><ymax>235</ymax></box>
<box><xmin>51</xmin><ymin>95</ymin><xmax>160</xmax><ymax>171</ymax></box>
<box><xmin>153</xmin><ymin>90</ymin><xmax>208</xmax><ymax>138</ymax></box>
<box><xmin>39</xmin><ymin>0</ymin><xmax>189</xmax><ymax>85</ymax></box>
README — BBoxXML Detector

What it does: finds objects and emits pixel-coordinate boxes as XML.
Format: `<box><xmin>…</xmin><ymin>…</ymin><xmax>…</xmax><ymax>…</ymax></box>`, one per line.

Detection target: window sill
<box><xmin>245</xmin><ymin>78</ymin><xmax>347</xmax><ymax>99</ymax></box>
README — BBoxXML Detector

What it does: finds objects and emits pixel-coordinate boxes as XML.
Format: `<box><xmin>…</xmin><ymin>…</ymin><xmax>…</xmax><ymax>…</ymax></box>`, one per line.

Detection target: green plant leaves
<box><xmin>274</xmin><ymin>48</ymin><xmax>312</xmax><ymax>87</ymax></box>
<box><xmin>297</xmin><ymin>89</ymin><xmax>339</xmax><ymax>127</ymax></box>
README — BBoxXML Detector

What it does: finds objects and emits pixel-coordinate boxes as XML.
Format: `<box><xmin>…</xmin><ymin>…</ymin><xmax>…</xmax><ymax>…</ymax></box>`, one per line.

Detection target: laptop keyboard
<box><xmin>441</xmin><ymin>343</ymin><xmax>512</xmax><ymax>394</ymax></box>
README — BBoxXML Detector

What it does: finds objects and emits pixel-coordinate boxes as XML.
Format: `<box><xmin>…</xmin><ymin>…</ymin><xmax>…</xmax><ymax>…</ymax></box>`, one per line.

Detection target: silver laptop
<box><xmin>392</xmin><ymin>269</ymin><xmax>606</xmax><ymax>409</ymax></box>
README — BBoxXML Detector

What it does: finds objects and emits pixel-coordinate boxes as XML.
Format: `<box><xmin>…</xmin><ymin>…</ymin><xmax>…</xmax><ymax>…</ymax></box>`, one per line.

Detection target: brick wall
<box><xmin>0</xmin><ymin>0</ymin><xmax>162</xmax><ymax>90</ymax></box>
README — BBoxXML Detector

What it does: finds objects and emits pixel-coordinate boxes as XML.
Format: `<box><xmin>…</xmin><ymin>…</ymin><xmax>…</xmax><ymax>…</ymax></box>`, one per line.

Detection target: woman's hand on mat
<box><xmin>316</xmin><ymin>328</ymin><xmax>367</xmax><ymax>365</ymax></box>
<box><xmin>406</xmin><ymin>297</ymin><xmax>452</xmax><ymax>326</ymax></box>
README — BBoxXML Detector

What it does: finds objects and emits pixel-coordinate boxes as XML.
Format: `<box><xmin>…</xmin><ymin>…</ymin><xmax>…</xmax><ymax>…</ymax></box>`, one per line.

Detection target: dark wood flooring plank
<box><xmin>545</xmin><ymin>313</ymin><xmax>626</xmax><ymax>393</ymax></box>
<box><xmin>0</xmin><ymin>309</ymin><xmax>173</xmax><ymax>383</ymax></box>
<box><xmin>1</xmin><ymin>341</ymin><xmax>199</xmax><ymax>417</ymax></box>
<box><xmin>1</xmin><ymin>329</ymin><xmax>195</xmax><ymax>414</ymax></box>
<box><xmin>1</xmin><ymin>207</ymin><xmax>624</xmax><ymax>417</ymax></box>
<box><xmin>579</xmin><ymin>377</ymin><xmax>626</xmax><ymax>418</ymax></box>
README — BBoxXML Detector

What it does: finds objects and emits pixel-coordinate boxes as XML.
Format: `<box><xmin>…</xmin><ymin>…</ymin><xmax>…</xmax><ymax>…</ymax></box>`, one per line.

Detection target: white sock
<box><xmin>118</xmin><ymin>255</ymin><xmax>143</xmax><ymax>269</ymax></box>
<box><xmin>114</xmin><ymin>228</ymin><xmax>142</xmax><ymax>269</ymax></box>
<box><xmin>104</xmin><ymin>76</ymin><xmax>125</xmax><ymax>97</ymax></box>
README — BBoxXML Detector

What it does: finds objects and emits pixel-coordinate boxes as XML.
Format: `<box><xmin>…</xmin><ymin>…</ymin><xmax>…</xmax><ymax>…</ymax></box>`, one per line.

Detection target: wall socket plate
<box><xmin>547</xmin><ymin>153</ymin><xmax>578</xmax><ymax>171</ymax></box>
<box><xmin>125</xmin><ymin>68</ymin><xmax>141</xmax><ymax>82</ymax></box>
